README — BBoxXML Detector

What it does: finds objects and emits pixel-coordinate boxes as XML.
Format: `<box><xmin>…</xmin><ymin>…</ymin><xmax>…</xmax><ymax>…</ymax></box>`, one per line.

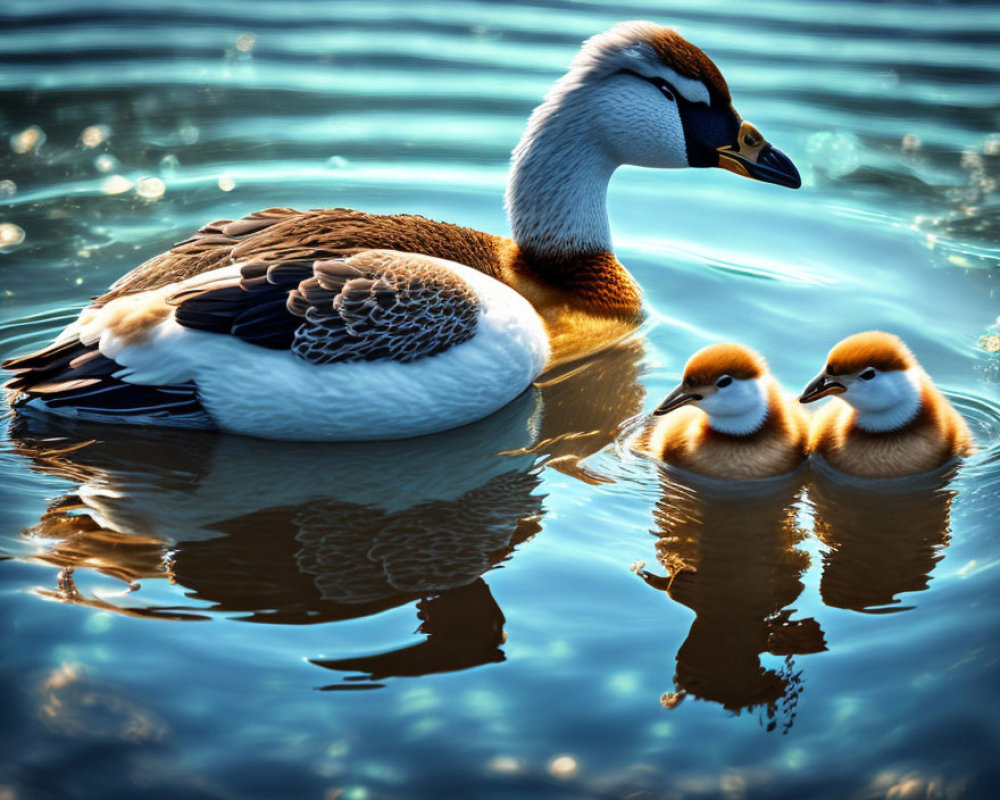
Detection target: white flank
<box><xmin>93</xmin><ymin>260</ymin><xmax>550</xmax><ymax>441</ymax></box>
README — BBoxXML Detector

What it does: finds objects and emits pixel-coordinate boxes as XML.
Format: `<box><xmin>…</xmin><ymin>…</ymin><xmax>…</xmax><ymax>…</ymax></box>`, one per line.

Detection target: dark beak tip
<box><xmin>761</xmin><ymin>145</ymin><xmax>801</xmax><ymax>189</ymax></box>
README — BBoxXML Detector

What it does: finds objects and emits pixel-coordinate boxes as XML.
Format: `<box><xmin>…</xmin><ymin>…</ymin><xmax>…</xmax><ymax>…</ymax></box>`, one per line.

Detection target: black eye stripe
<box><xmin>618</xmin><ymin>68</ymin><xmax>707</xmax><ymax>108</ymax></box>
<box><xmin>651</xmin><ymin>78</ymin><xmax>675</xmax><ymax>101</ymax></box>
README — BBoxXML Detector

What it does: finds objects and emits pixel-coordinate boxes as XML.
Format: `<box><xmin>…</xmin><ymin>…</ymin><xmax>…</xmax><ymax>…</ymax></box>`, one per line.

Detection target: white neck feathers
<box><xmin>505</xmin><ymin>79</ymin><xmax>617</xmax><ymax>257</ymax></box>
<box><xmin>851</xmin><ymin>368</ymin><xmax>924</xmax><ymax>433</ymax></box>
<box><xmin>702</xmin><ymin>378</ymin><xmax>770</xmax><ymax>437</ymax></box>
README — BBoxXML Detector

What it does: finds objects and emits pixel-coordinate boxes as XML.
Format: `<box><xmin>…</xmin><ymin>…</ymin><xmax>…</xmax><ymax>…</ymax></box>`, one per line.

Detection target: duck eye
<box><xmin>652</xmin><ymin>78</ymin><xmax>675</xmax><ymax>102</ymax></box>
<box><xmin>859</xmin><ymin>368</ymin><xmax>876</xmax><ymax>381</ymax></box>
<box><xmin>716</xmin><ymin>375</ymin><xmax>732</xmax><ymax>388</ymax></box>
<box><xmin>825</xmin><ymin>364</ymin><xmax>834</xmax><ymax>375</ymax></box>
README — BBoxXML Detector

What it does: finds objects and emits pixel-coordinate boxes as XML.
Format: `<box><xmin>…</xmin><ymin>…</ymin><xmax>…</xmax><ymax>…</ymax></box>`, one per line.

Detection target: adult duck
<box><xmin>3</xmin><ymin>21</ymin><xmax>800</xmax><ymax>440</ymax></box>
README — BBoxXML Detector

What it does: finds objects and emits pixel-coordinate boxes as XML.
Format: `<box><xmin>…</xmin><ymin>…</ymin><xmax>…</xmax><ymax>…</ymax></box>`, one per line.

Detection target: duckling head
<box><xmin>799</xmin><ymin>331</ymin><xmax>923</xmax><ymax>432</ymax></box>
<box><xmin>517</xmin><ymin>21</ymin><xmax>800</xmax><ymax>186</ymax></box>
<box><xmin>654</xmin><ymin>343</ymin><xmax>771</xmax><ymax>436</ymax></box>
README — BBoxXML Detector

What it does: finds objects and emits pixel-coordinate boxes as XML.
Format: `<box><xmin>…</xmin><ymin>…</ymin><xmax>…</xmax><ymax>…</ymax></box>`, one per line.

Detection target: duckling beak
<box><xmin>716</xmin><ymin>121</ymin><xmax>801</xmax><ymax>189</ymax></box>
<box><xmin>653</xmin><ymin>384</ymin><xmax>702</xmax><ymax>416</ymax></box>
<box><xmin>799</xmin><ymin>373</ymin><xmax>846</xmax><ymax>404</ymax></box>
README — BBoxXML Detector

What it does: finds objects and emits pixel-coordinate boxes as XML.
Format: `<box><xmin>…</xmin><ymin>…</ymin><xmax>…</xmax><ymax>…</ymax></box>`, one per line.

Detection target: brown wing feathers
<box><xmin>168</xmin><ymin>260</ymin><xmax>313</xmax><ymax>349</ymax></box>
<box><xmin>170</xmin><ymin>254</ymin><xmax>482</xmax><ymax>365</ymax></box>
<box><xmin>100</xmin><ymin>208</ymin><xmax>504</xmax><ymax>305</ymax></box>
<box><xmin>3</xmin><ymin>337</ymin><xmax>208</xmax><ymax>423</ymax></box>
<box><xmin>285</xmin><ymin>258</ymin><xmax>481</xmax><ymax>364</ymax></box>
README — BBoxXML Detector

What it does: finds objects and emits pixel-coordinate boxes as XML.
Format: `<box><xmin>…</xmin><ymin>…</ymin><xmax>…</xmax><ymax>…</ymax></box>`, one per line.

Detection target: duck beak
<box><xmin>653</xmin><ymin>384</ymin><xmax>701</xmax><ymax>416</ymax></box>
<box><xmin>716</xmin><ymin>121</ymin><xmax>801</xmax><ymax>189</ymax></box>
<box><xmin>799</xmin><ymin>373</ymin><xmax>846</xmax><ymax>404</ymax></box>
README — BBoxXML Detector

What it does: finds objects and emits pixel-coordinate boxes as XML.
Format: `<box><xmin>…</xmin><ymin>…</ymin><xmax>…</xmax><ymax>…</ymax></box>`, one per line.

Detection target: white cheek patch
<box><xmin>613</xmin><ymin>43</ymin><xmax>711</xmax><ymax>106</ymax></box>
<box><xmin>630</xmin><ymin>62</ymin><xmax>710</xmax><ymax>106</ymax></box>
<box><xmin>653</xmin><ymin>66</ymin><xmax>711</xmax><ymax>106</ymax></box>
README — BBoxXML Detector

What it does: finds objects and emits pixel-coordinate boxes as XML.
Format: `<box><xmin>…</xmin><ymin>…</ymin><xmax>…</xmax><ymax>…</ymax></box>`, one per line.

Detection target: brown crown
<box><xmin>646</xmin><ymin>27</ymin><xmax>731</xmax><ymax>105</ymax></box>
<box><xmin>825</xmin><ymin>331</ymin><xmax>917</xmax><ymax>376</ymax></box>
<box><xmin>682</xmin><ymin>343</ymin><xmax>767</xmax><ymax>387</ymax></box>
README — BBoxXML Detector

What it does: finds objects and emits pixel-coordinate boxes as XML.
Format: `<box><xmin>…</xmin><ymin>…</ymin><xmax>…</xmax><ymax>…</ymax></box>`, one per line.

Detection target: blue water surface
<box><xmin>1</xmin><ymin>1</ymin><xmax>999</xmax><ymax>798</ymax></box>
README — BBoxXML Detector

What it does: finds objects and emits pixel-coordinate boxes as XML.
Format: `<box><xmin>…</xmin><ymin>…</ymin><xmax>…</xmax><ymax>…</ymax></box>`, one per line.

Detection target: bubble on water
<box><xmin>101</xmin><ymin>175</ymin><xmax>133</xmax><ymax>195</ymax></box>
<box><xmin>11</xmin><ymin>125</ymin><xmax>45</xmax><ymax>154</ymax></box>
<box><xmin>159</xmin><ymin>154</ymin><xmax>180</xmax><ymax>175</ymax></box>
<box><xmin>607</xmin><ymin>671</ymin><xmax>640</xmax><ymax>695</ymax></box>
<box><xmin>136</xmin><ymin>177</ymin><xmax>166</xmax><ymax>200</ymax></box>
<box><xmin>178</xmin><ymin>124</ymin><xmax>200</xmax><ymax>145</ymax></box>
<box><xmin>236</xmin><ymin>33</ymin><xmax>256</xmax><ymax>53</ymax></box>
<box><xmin>486</xmin><ymin>756</ymin><xmax>523</xmax><ymax>775</ymax></box>
<box><xmin>548</xmin><ymin>755</ymin><xmax>578</xmax><ymax>780</ymax></box>
<box><xmin>326</xmin><ymin>155</ymin><xmax>350</xmax><ymax>169</ymax></box>
<box><xmin>805</xmin><ymin>131</ymin><xmax>860</xmax><ymax>178</ymax></box>
<box><xmin>83</xmin><ymin>611</ymin><xmax>113</xmax><ymax>634</ymax></box>
<box><xmin>0</xmin><ymin>179</ymin><xmax>16</xmax><ymax>198</ymax></box>
<box><xmin>984</xmin><ymin>134</ymin><xmax>1000</xmax><ymax>156</ymax></box>
<box><xmin>961</xmin><ymin>151</ymin><xmax>983</xmax><ymax>171</ymax></box>
<box><xmin>901</xmin><ymin>133</ymin><xmax>921</xmax><ymax>152</ymax></box>
<box><xmin>0</xmin><ymin>223</ymin><xmax>25</xmax><ymax>250</ymax></box>
<box><xmin>978</xmin><ymin>333</ymin><xmax>1000</xmax><ymax>354</ymax></box>
<box><xmin>80</xmin><ymin>124</ymin><xmax>110</xmax><ymax>148</ymax></box>
<box><xmin>94</xmin><ymin>154</ymin><xmax>118</xmax><ymax>173</ymax></box>
<box><xmin>218</xmin><ymin>175</ymin><xmax>236</xmax><ymax>192</ymax></box>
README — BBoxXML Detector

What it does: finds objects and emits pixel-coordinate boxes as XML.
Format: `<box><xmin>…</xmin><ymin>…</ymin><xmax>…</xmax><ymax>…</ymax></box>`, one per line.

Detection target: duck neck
<box><xmin>506</xmin><ymin>85</ymin><xmax>618</xmax><ymax>261</ymax></box>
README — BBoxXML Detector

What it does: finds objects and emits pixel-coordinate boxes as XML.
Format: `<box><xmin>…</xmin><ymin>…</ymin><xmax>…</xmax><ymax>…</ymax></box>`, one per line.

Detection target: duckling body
<box><xmin>3</xmin><ymin>23</ymin><xmax>800</xmax><ymax>440</ymax></box>
<box><xmin>637</xmin><ymin>344</ymin><xmax>808</xmax><ymax>480</ymax></box>
<box><xmin>800</xmin><ymin>331</ymin><xmax>974</xmax><ymax>479</ymax></box>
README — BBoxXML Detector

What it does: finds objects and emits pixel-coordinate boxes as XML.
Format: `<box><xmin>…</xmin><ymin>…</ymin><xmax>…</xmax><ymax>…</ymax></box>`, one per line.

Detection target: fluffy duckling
<box><xmin>799</xmin><ymin>331</ymin><xmax>974</xmax><ymax>478</ymax></box>
<box><xmin>636</xmin><ymin>343</ymin><xmax>808</xmax><ymax>480</ymax></box>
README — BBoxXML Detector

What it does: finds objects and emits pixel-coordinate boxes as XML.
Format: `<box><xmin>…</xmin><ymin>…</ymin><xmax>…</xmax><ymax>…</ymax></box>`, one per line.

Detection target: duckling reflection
<box><xmin>634</xmin><ymin>471</ymin><xmax>825</xmax><ymax>731</ymax></box>
<box><xmin>10</xmin><ymin>336</ymin><xmax>646</xmax><ymax>683</ymax></box>
<box><xmin>810</xmin><ymin>466</ymin><xmax>957</xmax><ymax>613</ymax></box>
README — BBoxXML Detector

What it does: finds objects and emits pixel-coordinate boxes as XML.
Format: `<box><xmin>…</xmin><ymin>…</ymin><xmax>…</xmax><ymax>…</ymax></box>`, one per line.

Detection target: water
<box><xmin>1</xmin><ymin>1</ymin><xmax>999</xmax><ymax>797</ymax></box>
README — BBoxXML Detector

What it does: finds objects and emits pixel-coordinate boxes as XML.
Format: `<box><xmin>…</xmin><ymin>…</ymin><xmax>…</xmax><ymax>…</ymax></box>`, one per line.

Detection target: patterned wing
<box><xmin>170</xmin><ymin>250</ymin><xmax>483</xmax><ymax>365</ymax></box>
<box><xmin>99</xmin><ymin>207</ymin><xmax>503</xmax><ymax>304</ymax></box>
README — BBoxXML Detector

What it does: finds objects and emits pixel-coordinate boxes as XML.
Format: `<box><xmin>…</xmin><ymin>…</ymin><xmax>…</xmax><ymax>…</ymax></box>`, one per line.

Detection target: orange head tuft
<box><xmin>824</xmin><ymin>331</ymin><xmax>917</xmax><ymax>377</ymax></box>
<box><xmin>682</xmin><ymin>343</ymin><xmax>768</xmax><ymax>388</ymax></box>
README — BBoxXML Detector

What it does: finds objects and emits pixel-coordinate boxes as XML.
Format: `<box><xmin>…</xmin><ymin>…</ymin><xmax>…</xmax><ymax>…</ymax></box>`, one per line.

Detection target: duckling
<box><xmin>635</xmin><ymin>343</ymin><xmax>808</xmax><ymax>480</ymax></box>
<box><xmin>3</xmin><ymin>21</ymin><xmax>799</xmax><ymax>441</ymax></box>
<box><xmin>799</xmin><ymin>331</ymin><xmax>975</xmax><ymax>478</ymax></box>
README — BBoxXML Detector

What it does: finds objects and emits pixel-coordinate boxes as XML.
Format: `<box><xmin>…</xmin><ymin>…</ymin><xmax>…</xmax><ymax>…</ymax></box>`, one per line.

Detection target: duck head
<box><xmin>528</xmin><ymin>21</ymin><xmax>800</xmax><ymax>187</ymax></box>
<box><xmin>655</xmin><ymin>343</ymin><xmax>772</xmax><ymax>436</ymax></box>
<box><xmin>799</xmin><ymin>332</ymin><xmax>923</xmax><ymax>432</ymax></box>
<box><xmin>508</xmin><ymin>22</ymin><xmax>801</xmax><ymax>257</ymax></box>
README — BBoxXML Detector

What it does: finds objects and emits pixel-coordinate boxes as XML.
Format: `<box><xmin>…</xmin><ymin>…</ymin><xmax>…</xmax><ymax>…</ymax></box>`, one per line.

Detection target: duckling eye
<box><xmin>716</xmin><ymin>375</ymin><xmax>732</xmax><ymax>388</ymax></box>
<box><xmin>859</xmin><ymin>368</ymin><xmax>876</xmax><ymax>381</ymax></box>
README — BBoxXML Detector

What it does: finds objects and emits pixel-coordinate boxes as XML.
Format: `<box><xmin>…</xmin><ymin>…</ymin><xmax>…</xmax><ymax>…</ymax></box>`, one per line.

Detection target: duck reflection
<box><xmin>810</xmin><ymin>465</ymin><xmax>957</xmax><ymax>614</ymax></box>
<box><xmin>635</xmin><ymin>470</ymin><xmax>825</xmax><ymax>731</ymax></box>
<box><xmin>10</xmin><ymin>337</ymin><xmax>645</xmax><ymax>685</ymax></box>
